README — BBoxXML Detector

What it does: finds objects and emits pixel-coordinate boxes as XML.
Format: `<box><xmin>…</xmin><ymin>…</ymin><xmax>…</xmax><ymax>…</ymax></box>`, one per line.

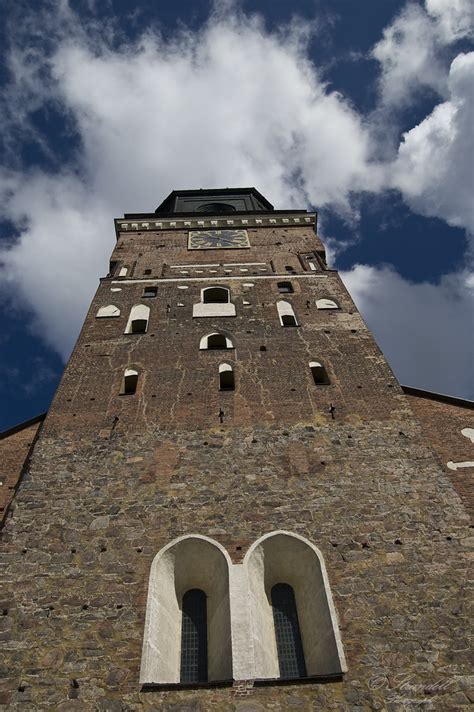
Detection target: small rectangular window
<box><xmin>144</xmin><ymin>269</ymin><xmax>152</xmax><ymax>275</ymax></box>
<box><xmin>143</xmin><ymin>287</ymin><xmax>157</xmax><ymax>298</ymax></box>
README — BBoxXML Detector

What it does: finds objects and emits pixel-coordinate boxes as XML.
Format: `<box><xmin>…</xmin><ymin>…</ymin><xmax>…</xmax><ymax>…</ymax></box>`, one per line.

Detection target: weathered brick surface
<box><xmin>405</xmin><ymin>392</ymin><xmax>474</xmax><ymax>521</ymax></box>
<box><xmin>1</xmin><ymin>218</ymin><xmax>472</xmax><ymax>710</ymax></box>
<box><xmin>0</xmin><ymin>417</ymin><xmax>43</xmax><ymax>527</ymax></box>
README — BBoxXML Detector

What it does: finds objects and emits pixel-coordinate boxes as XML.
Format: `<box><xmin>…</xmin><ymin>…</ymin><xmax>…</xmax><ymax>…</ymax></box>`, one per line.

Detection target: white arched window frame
<box><xmin>316</xmin><ymin>298</ymin><xmax>339</xmax><ymax>310</ymax></box>
<box><xmin>125</xmin><ymin>304</ymin><xmax>150</xmax><ymax>334</ymax></box>
<box><xmin>244</xmin><ymin>531</ymin><xmax>346</xmax><ymax>680</ymax></box>
<box><xmin>140</xmin><ymin>535</ymin><xmax>233</xmax><ymax>685</ymax></box>
<box><xmin>118</xmin><ymin>266</ymin><xmax>128</xmax><ymax>277</ymax></box>
<box><xmin>193</xmin><ymin>287</ymin><xmax>236</xmax><ymax>318</ymax></box>
<box><xmin>277</xmin><ymin>300</ymin><xmax>299</xmax><ymax>327</ymax></box>
<box><xmin>199</xmin><ymin>332</ymin><xmax>234</xmax><ymax>350</ymax></box>
<box><xmin>120</xmin><ymin>368</ymin><xmax>139</xmax><ymax>395</ymax></box>
<box><xmin>96</xmin><ymin>305</ymin><xmax>121</xmax><ymax>318</ymax></box>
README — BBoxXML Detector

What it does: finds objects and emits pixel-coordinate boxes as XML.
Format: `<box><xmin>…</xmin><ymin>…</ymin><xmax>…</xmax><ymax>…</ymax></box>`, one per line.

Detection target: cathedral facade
<box><xmin>1</xmin><ymin>189</ymin><xmax>472</xmax><ymax>710</ymax></box>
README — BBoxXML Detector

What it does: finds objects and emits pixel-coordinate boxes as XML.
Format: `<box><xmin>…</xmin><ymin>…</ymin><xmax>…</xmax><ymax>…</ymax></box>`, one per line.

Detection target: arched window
<box><xmin>118</xmin><ymin>265</ymin><xmax>128</xmax><ymax>277</ymax></box>
<box><xmin>271</xmin><ymin>584</ymin><xmax>307</xmax><ymax>679</ymax></box>
<box><xmin>193</xmin><ymin>287</ymin><xmax>236</xmax><ymax>318</ymax></box>
<box><xmin>180</xmin><ymin>589</ymin><xmax>208</xmax><ymax>683</ymax></box>
<box><xmin>316</xmin><ymin>298</ymin><xmax>339</xmax><ymax>310</ymax></box>
<box><xmin>277</xmin><ymin>282</ymin><xmax>293</xmax><ymax>294</ymax></box>
<box><xmin>277</xmin><ymin>300</ymin><xmax>298</xmax><ymax>327</ymax></box>
<box><xmin>199</xmin><ymin>332</ymin><xmax>234</xmax><ymax>350</ymax></box>
<box><xmin>140</xmin><ymin>535</ymin><xmax>232</xmax><ymax>685</ymax></box>
<box><xmin>120</xmin><ymin>368</ymin><xmax>138</xmax><ymax>395</ymax></box>
<box><xmin>203</xmin><ymin>287</ymin><xmax>229</xmax><ymax>304</ymax></box>
<box><xmin>310</xmin><ymin>361</ymin><xmax>330</xmax><ymax>385</ymax></box>
<box><xmin>219</xmin><ymin>363</ymin><xmax>234</xmax><ymax>391</ymax></box>
<box><xmin>285</xmin><ymin>265</ymin><xmax>295</xmax><ymax>273</ymax></box>
<box><xmin>125</xmin><ymin>304</ymin><xmax>150</xmax><ymax>334</ymax></box>
<box><xmin>96</xmin><ymin>305</ymin><xmax>121</xmax><ymax>318</ymax></box>
<box><xmin>244</xmin><ymin>531</ymin><xmax>347</xmax><ymax>680</ymax></box>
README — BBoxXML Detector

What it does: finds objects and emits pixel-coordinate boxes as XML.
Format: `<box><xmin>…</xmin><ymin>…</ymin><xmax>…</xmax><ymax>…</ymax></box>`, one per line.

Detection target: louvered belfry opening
<box><xmin>271</xmin><ymin>583</ymin><xmax>307</xmax><ymax>679</ymax></box>
<box><xmin>180</xmin><ymin>589</ymin><xmax>208</xmax><ymax>683</ymax></box>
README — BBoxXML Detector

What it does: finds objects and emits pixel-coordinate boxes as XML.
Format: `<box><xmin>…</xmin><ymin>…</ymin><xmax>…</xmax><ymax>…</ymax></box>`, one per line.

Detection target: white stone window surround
<box><xmin>316</xmin><ymin>298</ymin><xmax>340</xmax><ymax>310</ymax></box>
<box><xmin>124</xmin><ymin>304</ymin><xmax>150</xmax><ymax>334</ymax></box>
<box><xmin>199</xmin><ymin>332</ymin><xmax>234</xmax><ymax>350</ymax></box>
<box><xmin>277</xmin><ymin>300</ymin><xmax>299</xmax><ymax>327</ymax></box>
<box><xmin>96</xmin><ymin>305</ymin><xmax>121</xmax><ymax>318</ymax></box>
<box><xmin>193</xmin><ymin>286</ymin><xmax>236</xmax><ymax>318</ymax></box>
<box><xmin>140</xmin><ymin>530</ymin><xmax>346</xmax><ymax>686</ymax></box>
<box><xmin>140</xmin><ymin>535</ymin><xmax>233</xmax><ymax>685</ymax></box>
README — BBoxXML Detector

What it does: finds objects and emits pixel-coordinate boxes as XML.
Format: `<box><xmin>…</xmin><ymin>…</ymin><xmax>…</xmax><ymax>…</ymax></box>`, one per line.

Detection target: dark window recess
<box><xmin>203</xmin><ymin>287</ymin><xmax>229</xmax><ymax>304</ymax></box>
<box><xmin>219</xmin><ymin>369</ymin><xmax>235</xmax><ymax>391</ymax></box>
<box><xmin>180</xmin><ymin>589</ymin><xmax>208</xmax><ymax>684</ymax></box>
<box><xmin>109</xmin><ymin>260</ymin><xmax>118</xmax><ymax>276</ymax></box>
<box><xmin>131</xmin><ymin>319</ymin><xmax>147</xmax><ymax>334</ymax></box>
<box><xmin>310</xmin><ymin>362</ymin><xmax>330</xmax><ymax>385</ymax></box>
<box><xmin>143</xmin><ymin>287</ymin><xmax>157</xmax><ymax>298</ymax></box>
<box><xmin>281</xmin><ymin>314</ymin><xmax>297</xmax><ymax>327</ymax></box>
<box><xmin>271</xmin><ymin>583</ymin><xmax>307</xmax><ymax>679</ymax></box>
<box><xmin>144</xmin><ymin>269</ymin><xmax>152</xmax><ymax>275</ymax></box>
<box><xmin>196</xmin><ymin>203</ymin><xmax>236</xmax><ymax>213</ymax></box>
<box><xmin>122</xmin><ymin>372</ymin><xmax>138</xmax><ymax>395</ymax></box>
<box><xmin>278</xmin><ymin>282</ymin><xmax>293</xmax><ymax>294</ymax></box>
<box><xmin>285</xmin><ymin>266</ymin><xmax>295</xmax><ymax>273</ymax></box>
<box><xmin>208</xmin><ymin>334</ymin><xmax>228</xmax><ymax>349</ymax></box>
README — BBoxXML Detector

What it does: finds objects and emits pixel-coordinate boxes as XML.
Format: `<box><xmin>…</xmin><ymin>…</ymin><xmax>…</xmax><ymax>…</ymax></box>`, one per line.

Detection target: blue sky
<box><xmin>0</xmin><ymin>0</ymin><xmax>473</xmax><ymax>430</ymax></box>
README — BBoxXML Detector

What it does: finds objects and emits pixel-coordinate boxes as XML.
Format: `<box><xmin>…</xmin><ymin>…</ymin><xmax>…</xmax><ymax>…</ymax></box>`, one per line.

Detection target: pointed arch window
<box><xmin>310</xmin><ymin>361</ymin><xmax>330</xmax><ymax>385</ymax></box>
<box><xmin>180</xmin><ymin>589</ymin><xmax>208</xmax><ymax>683</ymax></box>
<box><xmin>277</xmin><ymin>300</ymin><xmax>298</xmax><ymax>327</ymax></box>
<box><xmin>271</xmin><ymin>584</ymin><xmax>307</xmax><ymax>679</ymax></box>
<box><xmin>219</xmin><ymin>363</ymin><xmax>234</xmax><ymax>391</ymax></box>
<box><xmin>120</xmin><ymin>368</ymin><xmax>138</xmax><ymax>395</ymax></box>
<box><xmin>125</xmin><ymin>304</ymin><xmax>150</xmax><ymax>334</ymax></box>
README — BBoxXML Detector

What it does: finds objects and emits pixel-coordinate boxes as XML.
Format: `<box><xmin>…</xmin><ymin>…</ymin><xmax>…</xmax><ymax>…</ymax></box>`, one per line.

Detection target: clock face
<box><xmin>188</xmin><ymin>229</ymin><xmax>250</xmax><ymax>250</ymax></box>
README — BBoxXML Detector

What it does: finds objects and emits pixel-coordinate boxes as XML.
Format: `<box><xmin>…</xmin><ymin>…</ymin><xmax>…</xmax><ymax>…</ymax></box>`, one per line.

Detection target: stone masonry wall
<box><xmin>0</xmin><ymin>418</ymin><xmax>43</xmax><ymax>528</ymax></box>
<box><xmin>405</xmin><ymin>392</ymin><xmax>474</xmax><ymax>521</ymax></box>
<box><xmin>1</xmin><ymin>219</ymin><xmax>473</xmax><ymax>710</ymax></box>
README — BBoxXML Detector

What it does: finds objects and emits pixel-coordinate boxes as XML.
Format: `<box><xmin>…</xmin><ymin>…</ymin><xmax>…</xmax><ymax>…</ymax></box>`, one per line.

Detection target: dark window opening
<box><xmin>180</xmin><ymin>589</ymin><xmax>208</xmax><ymax>684</ymax></box>
<box><xmin>131</xmin><ymin>319</ymin><xmax>147</xmax><ymax>334</ymax></box>
<box><xmin>278</xmin><ymin>282</ymin><xmax>293</xmax><ymax>293</ymax></box>
<box><xmin>310</xmin><ymin>362</ymin><xmax>330</xmax><ymax>385</ymax></box>
<box><xmin>144</xmin><ymin>269</ymin><xmax>152</xmax><ymax>275</ymax></box>
<box><xmin>121</xmin><ymin>372</ymin><xmax>138</xmax><ymax>395</ymax></box>
<box><xmin>196</xmin><ymin>203</ymin><xmax>236</xmax><ymax>213</ymax></box>
<box><xmin>219</xmin><ymin>369</ymin><xmax>235</xmax><ymax>391</ymax></box>
<box><xmin>208</xmin><ymin>334</ymin><xmax>228</xmax><ymax>349</ymax></box>
<box><xmin>271</xmin><ymin>583</ymin><xmax>307</xmax><ymax>679</ymax></box>
<box><xmin>203</xmin><ymin>287</ymin><xmax>229</xmax><ymax>304</ymax></box>
<box><xmin>281</xmin><ymin>314</ymin><xmax>297</xmax><ymax>327</ymax></box>
<box><xmin>285</xmin><ymin>266</ymin><xmax>295</xmax><ymax>273</ymax></box>
<box><xmin>143</xmin><ymin>287</ymin><xmax>157</xmax><ymax>298</ymax></box>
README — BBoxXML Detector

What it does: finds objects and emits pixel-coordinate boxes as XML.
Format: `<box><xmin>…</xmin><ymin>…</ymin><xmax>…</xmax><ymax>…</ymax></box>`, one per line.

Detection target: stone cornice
<box><xmin>114</xmin><ymin>213</ymin><xmax>316</xmax><ymax>236</ymax></box>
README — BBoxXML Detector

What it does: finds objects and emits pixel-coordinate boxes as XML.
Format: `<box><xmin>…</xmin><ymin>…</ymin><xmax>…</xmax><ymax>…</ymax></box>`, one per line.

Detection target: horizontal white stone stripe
<box><xmin>111</xmin><ymin>273</ymin><xmax>331</xmax><ymax>285</ymax></box>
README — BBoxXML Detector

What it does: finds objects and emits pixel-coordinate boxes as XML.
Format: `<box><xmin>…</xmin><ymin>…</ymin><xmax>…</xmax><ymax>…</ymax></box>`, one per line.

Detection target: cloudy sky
<box><xmin>0</xmin><ymin>0</ymin><xmax>473</xmax><ymax>429</ymax></box>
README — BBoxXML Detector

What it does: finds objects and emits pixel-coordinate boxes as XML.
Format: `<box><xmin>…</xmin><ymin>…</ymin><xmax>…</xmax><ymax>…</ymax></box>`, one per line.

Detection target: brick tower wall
<box><xmin>1</xmin><ymin>213</ymin><xmax>472</xmax><ymax>710</ymax></box>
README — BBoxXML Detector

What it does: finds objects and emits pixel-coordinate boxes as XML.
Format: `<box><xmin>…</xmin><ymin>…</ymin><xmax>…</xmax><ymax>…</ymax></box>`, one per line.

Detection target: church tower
<box><xmin>1</xmin><ymin>189</ymin><xmax>471</xmax><ymax>709</ymax></box>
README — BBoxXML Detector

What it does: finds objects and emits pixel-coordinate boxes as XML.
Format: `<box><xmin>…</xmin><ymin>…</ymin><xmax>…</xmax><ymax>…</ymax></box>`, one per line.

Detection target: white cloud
<box><xmin>392</xmin><ymin>52</ymin><xmax>474</xmax><ymax>234</ymax></box>
<box><xmin>426</xmin><ymin>0</ymin><xmax>474</xmax><ymax>42</ymax></box>
<box><xmin>372</xmin><ymin>0</ymin><xmax>473</xmax><ymax>108</ymax></box>
<box><xmin>341</xmin><ymin>265</ymin><xmax>474</xmax><ymax>399</ymax></box>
